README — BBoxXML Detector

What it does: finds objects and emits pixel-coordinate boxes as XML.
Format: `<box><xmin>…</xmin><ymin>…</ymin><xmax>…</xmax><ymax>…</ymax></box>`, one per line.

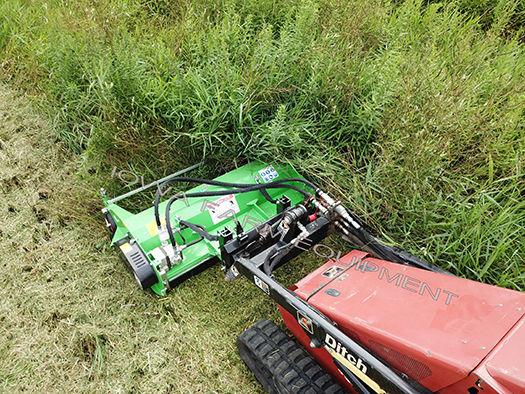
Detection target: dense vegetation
<box><xmin>0</xmin><ymin>0</ymin><xmax>524</xmax><ymax>391</ymax></box>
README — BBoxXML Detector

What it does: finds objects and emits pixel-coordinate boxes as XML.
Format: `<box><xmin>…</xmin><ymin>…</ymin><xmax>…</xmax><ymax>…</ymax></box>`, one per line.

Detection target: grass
<box><xmin>0</xmin><ymin>0</ymin><xmax>524</xmax><ymax>392</ymax></box>
<box><xmin>0</xmin><ymin>84</ymin><xmax>276</xmax><ymax>393</ymax></box>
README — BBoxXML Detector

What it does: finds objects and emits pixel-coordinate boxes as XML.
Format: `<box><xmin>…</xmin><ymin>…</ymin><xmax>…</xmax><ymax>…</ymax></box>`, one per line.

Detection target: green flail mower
<box><xmin>101</xmin><ymin>162</ymin><xmax>525</xmax><ymax>394</ymax></box>
<box><xmin>101</xmin><ymin>162</ymin><xmax>308</xmax><ymax>296</ymax></box>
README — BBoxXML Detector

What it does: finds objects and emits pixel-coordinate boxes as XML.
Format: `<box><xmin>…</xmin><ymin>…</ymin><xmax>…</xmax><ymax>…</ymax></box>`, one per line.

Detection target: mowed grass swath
<box><xmin>0</xmin><ymin>0</ymin><xmax>525</xmax><ymax>392</ymax></box>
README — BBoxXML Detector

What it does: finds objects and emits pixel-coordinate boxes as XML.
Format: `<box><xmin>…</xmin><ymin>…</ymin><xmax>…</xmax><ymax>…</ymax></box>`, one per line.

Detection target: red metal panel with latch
<box><xmin>280</xmin><ymin>250</ymin><xmax>525</xmax><ymax>393</ymax></box>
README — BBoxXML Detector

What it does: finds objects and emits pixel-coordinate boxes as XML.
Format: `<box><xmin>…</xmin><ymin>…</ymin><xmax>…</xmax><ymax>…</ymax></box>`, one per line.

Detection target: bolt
<box><xmin>481</xmin><ymin>346</ymin><xmax>485</xmax><ymax>350</ymax></box>
<box><xmin>463</xmin><ymin>340</ymin><xmax>467</xmax><ymax>344</ymax></box>
<box><xmin>310</xmin><ymin>338</ymin><xmax>321</xmax><ymax>348</ymax></box>
<box><xmin>498</xmin><ymin>304</ymin><xmax>503</xmax><ymax>307</ymax></box>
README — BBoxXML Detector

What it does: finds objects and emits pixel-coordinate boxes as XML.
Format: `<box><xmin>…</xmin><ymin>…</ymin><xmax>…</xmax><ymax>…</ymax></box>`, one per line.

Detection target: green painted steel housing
<box><xmin>102</xmin><ymin>162</ymin><xmax>307</xmax><ymax>295</ymax></box>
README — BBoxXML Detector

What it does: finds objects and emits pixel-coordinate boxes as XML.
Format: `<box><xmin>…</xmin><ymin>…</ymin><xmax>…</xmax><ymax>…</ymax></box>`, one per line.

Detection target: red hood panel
<box><xmin>485</xmin><ymin>317</ymin><xmax>525</xmax><ymax>393</ymax></box>
<box><xmin>294</xmin><ymin>250</ymin><xmax>525</xmax><ymax>392</ymax></box>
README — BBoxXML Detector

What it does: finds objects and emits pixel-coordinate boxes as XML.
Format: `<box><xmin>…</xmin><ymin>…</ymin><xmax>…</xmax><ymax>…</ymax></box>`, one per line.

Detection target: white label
<box><xmin>258</xmin><ymin>166</ymin><xmax>279</xmax><ymax>183</ymax></box>
<box><xmin>206</xmin><ymin>194</ymin><xmax>241</xmax><ymax>225</ymax></box>
<box><xmin>254</xmin><ymin>276</ymin><xmax>270</xmax><ymax>295</ymax></box>
<box><xmin>277</xmin><ymin>220</ymin><xmax>290</xmax><ymax>238</ymax></box>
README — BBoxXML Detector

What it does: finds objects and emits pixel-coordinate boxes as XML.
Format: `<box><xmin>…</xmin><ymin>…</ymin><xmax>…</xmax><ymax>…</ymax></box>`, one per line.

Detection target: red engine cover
<box><xmin>280</xmin><ymin>250</ymin><xmax>525</xmax><ymax>393</ymax></box>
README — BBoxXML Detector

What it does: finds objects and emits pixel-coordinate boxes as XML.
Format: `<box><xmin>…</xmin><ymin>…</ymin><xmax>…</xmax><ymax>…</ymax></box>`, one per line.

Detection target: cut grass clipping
<box><xmin>0</xmin><ymin>85</ymin><xmax>274</xmax><ymax>393</ymax></box>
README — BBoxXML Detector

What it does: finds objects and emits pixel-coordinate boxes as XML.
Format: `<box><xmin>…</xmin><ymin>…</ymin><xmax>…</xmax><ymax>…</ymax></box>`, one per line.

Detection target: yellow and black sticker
<box><xmin>119</xmin><ymin>242</ymin><xmax>133</xmax><ymax>254</ymax></box>
<box><xmin>325</xmin><ymin>346</ymin><xmax>386</xmax><ymax>394</ymax></box>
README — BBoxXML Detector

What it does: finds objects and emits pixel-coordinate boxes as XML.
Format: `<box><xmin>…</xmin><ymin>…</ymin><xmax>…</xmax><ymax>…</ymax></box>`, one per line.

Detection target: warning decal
<box><xmin>254</xmin><ymin>275</ymin><xmax>270</xmax><ymax>295</ymax></box>
<box><xmin>206</xmin><ymin>194</ymin><xmax>241</xmax><ymax>224</ymax></box>
<box><xmin>322</xmin><ymin>266</ymin><xmax>344</xmax><ymax>278</ymax></box>
<box><xmin>297</xmin><ymin>311</ymin><xmax>314</xmax><ymax>334</ymax></box>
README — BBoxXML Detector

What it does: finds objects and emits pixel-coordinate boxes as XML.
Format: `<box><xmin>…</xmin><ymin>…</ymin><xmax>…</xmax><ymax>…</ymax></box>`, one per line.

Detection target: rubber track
<box><xmin>237</xmin><ymin>319</ymin><xmax>345</xmax><ymax>394</ymax></box>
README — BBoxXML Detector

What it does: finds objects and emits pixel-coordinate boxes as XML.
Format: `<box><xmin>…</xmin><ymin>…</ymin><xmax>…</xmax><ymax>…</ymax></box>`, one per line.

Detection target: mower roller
<box><xmin>101</xmin><ymin>161</ymin><xmax>525</xmax><ymax>394</ymax></box>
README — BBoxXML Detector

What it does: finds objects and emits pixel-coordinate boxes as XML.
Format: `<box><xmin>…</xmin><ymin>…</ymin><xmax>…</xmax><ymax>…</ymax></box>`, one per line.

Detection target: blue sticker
<box><xmin>258</xmin><ymin>166</ymin><xmax>279</xmax><ymax>183</ymax></box>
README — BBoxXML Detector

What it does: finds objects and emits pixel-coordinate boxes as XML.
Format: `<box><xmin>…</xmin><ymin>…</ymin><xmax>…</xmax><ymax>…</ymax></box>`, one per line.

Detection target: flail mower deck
<box><xmin>101</xmin><ymin>162</ymin><xmax>525</xmax><ymax>394</ymax></box>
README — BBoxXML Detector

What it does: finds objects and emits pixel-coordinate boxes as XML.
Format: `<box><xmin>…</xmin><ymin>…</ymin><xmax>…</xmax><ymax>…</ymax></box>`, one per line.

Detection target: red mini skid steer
<box><xmin>102</xmin><ymin>162</ymin><xmax>525</xmax><ymax>394</ymax></box>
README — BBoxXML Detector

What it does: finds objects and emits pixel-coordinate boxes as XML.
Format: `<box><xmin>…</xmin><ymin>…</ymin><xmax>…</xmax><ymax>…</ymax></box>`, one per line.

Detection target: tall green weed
<box><xmin>349</xmin><ymin>0</ymin><xmax>525</xmax><ymax>287</ymax></box>
<box><xmin>0</xmin><ymin>0</ymin><xmax>524</xmax><ymax>288</ymax></box>
<box><xmin>1</xmin><ymin>0</ymin><xmax>395</xmax><ymax>165</ymax></box>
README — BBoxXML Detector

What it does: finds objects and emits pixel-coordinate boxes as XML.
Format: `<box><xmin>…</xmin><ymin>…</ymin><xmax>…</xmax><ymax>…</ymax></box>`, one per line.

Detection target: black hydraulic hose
<box><xmin>155</xmin><ymin>177</ymin><xmax>314</xmax><ymax>227</ymax></box>
<box><xmin>158</xmin><ymin>173</ymin><xmax>420</xmax><ymax>272</ymax></box>
<box><xmin>262</xmin><ymin>242</ymin><xmax>297</xmax><ymax>275</ymax></box>
<box><xmin>155</xmin><ymin>177</ymin><xmax>255</xmax><ymax>226</ymax></box>
<box><xmin>155</xmin><ymin>177</ymin><xmax>315</xmax><ymax>245</ymax></box>
<box><xmin>362</xmin><ymin>233</ymin><xmax>401</xmax><ymax>262</ymax></box>
<box><xmin>177</xmin><ymin>225</ymin><xmax>187</xmax><ymax>245</ymax></box>
<box><xmin>267</xmin><ymin>246</ymin><xmax>290</xmax><ymax>274</ymax></box>
<box><xmin>163</xmin><ymin>183</ymin><xmax>310</xmax><ymax>247</ymax></box>
<box><xmin>178</xmin><ymin>183</ymin><xmax>310</xmax><ymax>202</ymax></box>
<box><xmin>154</xmin><ymin>177</ymin><xmax>315</xmax><ymax>227</ymax></box>
<box><xmin>180</xmin><ymin>220</ymin><xmax>218</xmax><ymax>242</ymax></box>
<box><xmin>338</xmin><ymin>215</ymin><xmax>402</xmax><ymax>263</ymax></box>
<box><xmin>165</xmin><ymin>194</ymin><xmax>182</xmax><ymax>250</ymax></box>
<box><xmin>262</xmin><ymin>245</ymin><xmax>279</xmax><ymax>275</ymax></box>
<box><xmin>184</xmin><ymin>233</ymin><xmax>205</xmax><ymax>248</ymax></box>
<box><xmin>338</xmin><ymin>214</ymin><xmax>450</xmax><ymax>274</ymax></box>
<box><xmin>164</xmin><ymin>195</ymin><xmax>210</xmax><ymax>251</ymax></box>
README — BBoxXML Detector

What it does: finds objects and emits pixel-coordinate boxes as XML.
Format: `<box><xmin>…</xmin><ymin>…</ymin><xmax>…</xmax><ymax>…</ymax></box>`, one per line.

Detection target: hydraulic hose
<box><xmin>180</xmin><ymin>220</ymin><xmax>218</xmax><ymax>242</ymax></box>
<box><xmin>263</xmin><ymin>244</ymin><xmax>291</xmax><ymax>275</ymax></box>
<box><xmin>262</xmin><ymin>206</ymin><xmax>308</xmax><ymax>275</ymax></box>
<box><xmin>154</xmin><ymin>176</ymin><xmax>315</xmax><ymax>228</ymax></box>
<box><xmin>159</xmin><ymin>178</ymin><xmax>313</xmax><ymax>247</ymax></box>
